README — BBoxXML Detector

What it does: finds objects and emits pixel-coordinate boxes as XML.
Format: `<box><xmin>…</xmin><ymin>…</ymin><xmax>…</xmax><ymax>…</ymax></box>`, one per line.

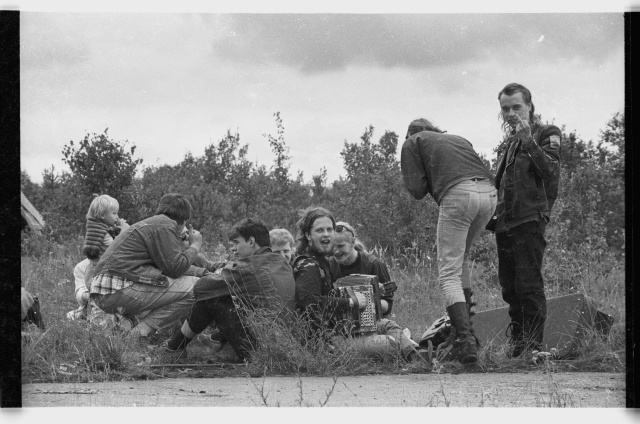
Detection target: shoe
<box><xmin>407</xmin><ymin>348</ymin><xmax>431</xmax><ymax>364</ymax></box>
<box><xmin>118</xmin><ymin>316</ymin><xmax>135</xmax><ymax>332</ymax></box>
<box><xmin>444</xmin><ymin>302</ymin><xmax>478</xmax><ymax>364</ymax></box>
<box><xmin>154</xmin><ymin>342</ymin><xmax>188</xmax><ymax>363</ymax></box>
<box><xmin>505</xmin><ymin>322</ymin><xmax>525</xmax><ymax>358</ymax></box>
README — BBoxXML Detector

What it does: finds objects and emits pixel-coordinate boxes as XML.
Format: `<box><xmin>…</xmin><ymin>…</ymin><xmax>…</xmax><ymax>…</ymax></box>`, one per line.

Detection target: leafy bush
<box><xmin>20</xmin><ymin>111</ymin><xmax>625</xmax><ymax>380</ymax></box>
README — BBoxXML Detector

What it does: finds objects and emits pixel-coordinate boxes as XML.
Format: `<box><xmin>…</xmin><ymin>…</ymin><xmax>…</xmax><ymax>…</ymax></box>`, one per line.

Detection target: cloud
<box><xmin>212</xmin><ymin>14</ymin><xmax>624</xmax><ymax>73</ymax></box>
<box><xmin>20</xmin><ymin>13</ymin><xmax>91</xmax><ymax>70</ymax></box>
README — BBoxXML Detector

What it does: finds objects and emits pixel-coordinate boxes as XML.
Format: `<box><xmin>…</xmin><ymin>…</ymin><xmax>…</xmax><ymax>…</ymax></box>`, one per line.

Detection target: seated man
<box><xmin>159</xmin><ymin>218</ymin><xmax>296</xmax><ymax>362</ymax></box>
<box><xmin>293</xmin><ymin>207</ymin><xmax>424</xmax><ymax>363</ymax></box>
<box><xmin>90</xmin><ymin>193</ymin><xmax>210</xmax><ymax>340</ymax></box>
<box><xmin>269</xmin><ymin>228</ymin><xmax>296</xmax><ymax>265</ymax></box>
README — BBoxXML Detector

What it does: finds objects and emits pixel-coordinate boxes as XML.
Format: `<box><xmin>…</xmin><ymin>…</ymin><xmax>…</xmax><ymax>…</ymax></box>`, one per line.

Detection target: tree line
<box><xmin>21</xmin><ymin>111</ymin><xmax>625</xmax><ymax>263</ymax></box>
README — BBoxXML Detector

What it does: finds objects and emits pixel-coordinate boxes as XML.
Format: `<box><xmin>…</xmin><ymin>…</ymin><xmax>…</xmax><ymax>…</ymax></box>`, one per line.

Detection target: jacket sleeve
<box><xmin>369</xmin><ymin>258</ymin><xmax>395</xmax><ymax>316</ymax></box>
<box><xmin>187</xmin><ymin>253</ymin><xmax>225</xmax><ymax>276</ymax></box>
<box><xmin>144</xmin><ymin>225</ymin><xmax>199</xmax><ymax>279</ymax></box>
<box><xmin>520</xmin><ymin>125</ymin><xmax>561</xmax><ymax>182</ymax></box>
<box><xmin>401</xmin><ymin>137</ymin><xmax>430</xmax><ymax>200</ymax></box>
<box><xmin>294</xmin><ymin>261</ymin><xmax>350</xmax><ymax>313</ymax></box>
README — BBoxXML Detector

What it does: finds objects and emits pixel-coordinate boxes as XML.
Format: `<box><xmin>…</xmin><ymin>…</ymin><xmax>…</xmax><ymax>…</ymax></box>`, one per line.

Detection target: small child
<box><xmin>82</xmin><ymin>194</ymin><xmax>128</xmax><ymax>286</ymax></box>
<box><xmin>269</xmin><ymin>228</ymin><xmax>295</xmax><ymax>265</ymax></box>
<box><xmin>80</xmin><ymin>194</ymin><xmax>129</xmax><ymax>326</ymax></box>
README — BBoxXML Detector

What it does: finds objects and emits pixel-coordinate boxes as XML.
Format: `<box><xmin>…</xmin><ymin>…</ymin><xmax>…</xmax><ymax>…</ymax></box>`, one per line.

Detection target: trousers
<box><xmin>187</xmin><ymin>296</ymin><xmax>254</xmax><ymax>361</ymax></box>
<box><xmin>496</xmin><ymin>219</ymin><xmax>547</xmax><ymax>346</ymax></box>
<box><xmin>437</xmin><ymin>179</ymin><xmax>497</xmax><ymax>306</ymax></box>
<box><xmin>332</xmin><ymin>318</ymin><xmax>417</xmax><ymax>360</ymax></box>
<box><xmin>95</xmin><ymin>275</ymin><xmax>197</xmax><ymax>332</ymax></box>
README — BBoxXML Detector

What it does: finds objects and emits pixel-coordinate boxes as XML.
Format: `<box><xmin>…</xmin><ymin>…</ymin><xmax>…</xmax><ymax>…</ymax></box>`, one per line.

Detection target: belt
<box><xmin>470</xmin><ymin>177</ymin><xmax>485</xmax><ymax>182</ymax></box>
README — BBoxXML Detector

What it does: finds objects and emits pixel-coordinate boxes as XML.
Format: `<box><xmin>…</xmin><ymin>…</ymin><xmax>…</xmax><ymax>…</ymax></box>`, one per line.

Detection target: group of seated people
<box><xmin>67</xmin><ymin>193</ymin><xmax>426</xmax><ymax>364</ymax></box>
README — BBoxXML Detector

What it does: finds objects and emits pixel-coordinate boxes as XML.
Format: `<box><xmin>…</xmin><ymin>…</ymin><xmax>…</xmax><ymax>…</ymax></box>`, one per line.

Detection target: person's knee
<box><xmin>376</xmin><ymin>318</ymin><xmax>401</xmax><ymax>333</ymax></box>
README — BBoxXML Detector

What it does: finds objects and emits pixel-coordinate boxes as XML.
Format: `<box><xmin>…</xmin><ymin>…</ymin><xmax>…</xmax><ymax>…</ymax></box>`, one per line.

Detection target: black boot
<box><xmin>506</xmin><ymin>321</ymin><xmax>525</xmax><ymax>358</ymax></box>
<box><xmin>445</xmin><ymin>302</ymin><xmax>478</xmax><ymax>364</ymax></box>
<box><xmin>522</xmin><ymin>314</ymin><xmax>545</xmax><ymax>354</ymax></box>
<box><xmin>462</xmin><ymin>288</ymin><xmax>477</xmax><ymax>319</ymax></box>
<box><xmin>463</xmin><ymin>288</ymin><xmax>481</xmax><ymax>348</ymax></box>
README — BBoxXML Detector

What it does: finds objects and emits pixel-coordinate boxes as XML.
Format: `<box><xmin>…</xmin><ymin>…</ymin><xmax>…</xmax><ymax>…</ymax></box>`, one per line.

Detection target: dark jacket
<box><xmin>192</xmin><ymin>247</ymin><xmax>296</xmax><ymax>316</ymax></box>
<box><xmin>401</xmin><ymin>130</ymin><xmax>495</xmax><ymax>205</ymax></box>
<box><xmin>494</xmin><ymin>124</ymin><xmax>561</xmax><ymax>231</ymax></box>
<box><xmin>328</xmin><ymin>251</ymin><xmax>395</xmax><ymax>316</ymax></box>
<box><xmin>93</xmin><ymin>214</ymin><xmax>207</xmax><ymax>286</ymax></box>
<box><xmin>293</xmin><ymin>252</ymin><xmax>350</xmax><ymax>317</ymax></box>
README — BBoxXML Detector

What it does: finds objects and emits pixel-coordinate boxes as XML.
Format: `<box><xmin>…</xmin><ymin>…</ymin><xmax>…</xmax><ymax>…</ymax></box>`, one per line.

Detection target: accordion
<box><xmin>332</xmin><ymin>274</ymin><xmax>383</xmax><ymax>334</ymax></box>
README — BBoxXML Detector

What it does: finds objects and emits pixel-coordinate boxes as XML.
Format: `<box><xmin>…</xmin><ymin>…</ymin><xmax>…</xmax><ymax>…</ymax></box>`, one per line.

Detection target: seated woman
<box><xmin>327</xmin><ymin>221</ymin><xmax>423</xmax><ymax>361</ymax></box>
<box><xmin>293</xmin><ymin>208</ymin><xmax>424</xmax><ymax>363</ymax></box>
<box><xmin>329</xmin><ymin>221</ymin><xmax>396</xmax><ymax>317</ymax></box>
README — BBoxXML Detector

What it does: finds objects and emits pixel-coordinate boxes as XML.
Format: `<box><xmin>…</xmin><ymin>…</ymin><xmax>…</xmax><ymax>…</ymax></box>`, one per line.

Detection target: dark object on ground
<box><xmin>418</xmin><ymin>314</ymin><xmax>452</xmax><ymax>350</ymax></box>
<box><xmin>23</xmin><ymin>295</ymin><xmax>45</xmax><ymax>330</ymax></box>
<box><xmin>472</xmin><ymin>293</ymin><xmax>613</xmax><ymax>358</ymax></box>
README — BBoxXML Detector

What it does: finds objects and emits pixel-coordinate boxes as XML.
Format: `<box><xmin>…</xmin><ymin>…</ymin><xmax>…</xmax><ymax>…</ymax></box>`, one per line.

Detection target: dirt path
<box><xmin>22</xmin><ymin>372</ymin><xmax>624</xmax><ymax>407</ymax></box>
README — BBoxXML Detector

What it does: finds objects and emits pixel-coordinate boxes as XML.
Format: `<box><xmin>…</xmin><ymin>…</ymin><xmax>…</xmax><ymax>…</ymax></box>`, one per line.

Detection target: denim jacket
<box><xmin>93</xmin><ymin>214</ymin><xmax>205</xmax><ymax>286</ymax></box>
<box><xmin>494</xmin><ymin>124</ymin><xmax>561</xmax><ymax>230</ymax></box>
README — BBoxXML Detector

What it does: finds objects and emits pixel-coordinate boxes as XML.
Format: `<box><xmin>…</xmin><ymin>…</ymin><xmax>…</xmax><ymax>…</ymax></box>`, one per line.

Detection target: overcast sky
<box><xmin>19</xmin><ymin>8</ymin><xmax>625</xmax><ymax>184</ymax></box>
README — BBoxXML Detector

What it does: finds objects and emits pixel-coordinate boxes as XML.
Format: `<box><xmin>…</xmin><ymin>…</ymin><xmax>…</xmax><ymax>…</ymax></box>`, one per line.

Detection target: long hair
<box><xmin>498</xmin><ymin>83</ymin><xmax>539</xmax><ymax>133</ymax></box>
<box><xmin>294</xmin><ymin>206</ymin><xmax>335</xmax><ymax>255</ymax></box>
<box><xmin>405</xmin><ymin>118</ymin><xmax>444</xmax><ymax>139</ymax></box>
<box><xmin>334</xmin><ymin>221</ymin><xmax>368</xmax><ymax>254</ymax></box>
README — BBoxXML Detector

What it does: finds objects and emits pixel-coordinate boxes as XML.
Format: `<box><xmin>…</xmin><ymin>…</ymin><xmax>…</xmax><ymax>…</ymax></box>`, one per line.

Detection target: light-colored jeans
<box><xmin>95</xmin><ymin>275</ymin><xmax>198</xmax><ymax>332</ymax></box>
<box><xmin>437</xmin><ymin>179</ymin><xmax>497</xmax><ymax>307</ymax></box>
<box><xmin>332</xmin><ymin>318</ymin><xmax>418</xmax><ymax>360</ymax></box>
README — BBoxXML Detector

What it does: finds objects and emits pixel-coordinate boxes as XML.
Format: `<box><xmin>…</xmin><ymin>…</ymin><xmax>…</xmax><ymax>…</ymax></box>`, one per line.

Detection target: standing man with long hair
<box><xmin>493</xmin><ymin>83</ymin><xmax>562</xmax><ymax>357</ymax></box>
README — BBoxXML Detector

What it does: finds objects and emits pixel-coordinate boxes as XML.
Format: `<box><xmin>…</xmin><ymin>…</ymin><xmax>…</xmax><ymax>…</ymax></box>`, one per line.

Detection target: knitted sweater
<box><xmin>82</xmin><ymin>217</ymin><xmax>110</xmax><ymax>259</ymax></box>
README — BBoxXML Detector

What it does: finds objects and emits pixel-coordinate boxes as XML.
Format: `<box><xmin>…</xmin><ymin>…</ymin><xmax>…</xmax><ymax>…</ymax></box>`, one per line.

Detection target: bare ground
<box><xmin>22</xmin><ymin>372</ymin><xmax>625</xmax><ymax>407</ymax></box>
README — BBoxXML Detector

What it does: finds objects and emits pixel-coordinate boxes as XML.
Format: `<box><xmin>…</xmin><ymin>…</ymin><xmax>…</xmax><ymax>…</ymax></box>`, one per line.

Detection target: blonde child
<box><xmin>269</xmin><ymin>228</ymin><xmax>295</xmax><ymax>265</ymax></box>
<box><xmin>80</xmin><ymin>195</ymin><xmax>130</xmax><ymax>326</ymax></box>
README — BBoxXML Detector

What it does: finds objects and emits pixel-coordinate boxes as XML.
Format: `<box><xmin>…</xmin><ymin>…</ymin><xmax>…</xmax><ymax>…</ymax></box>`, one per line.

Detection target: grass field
<box><xmin>20</xmin><ymin>231</ymin><xmax>625</xmax><ymax>384</ymax></box>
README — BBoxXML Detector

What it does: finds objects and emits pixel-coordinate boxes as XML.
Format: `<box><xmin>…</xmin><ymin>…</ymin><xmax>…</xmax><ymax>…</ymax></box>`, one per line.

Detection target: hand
<box><xmin>188</xmin><ymin>225</ymin><xmax>203</xmax><ymax>251</ymax></box>
<box><xmin>382</xmin><ymin>281</ymin><xmax>397</xmax><ymax>296</ymax></box>
<box><xmin>514</xmin><ymin>115</ymin><xmax>532</xmax><ymax>142</ymax></box>
<box><xmin>354</xmin><ymin>292</ymin><xmax>369</xmax><ymax>310</ymax></box>
<box><xmin>380</xmin><ymin>299</ymin><xmax>389</xmax><ymax>314</ymax></box>
<box><xmin>117</xmin><ymin>218</ymin><xmax>129</xmax><ymax>231</ymax></box>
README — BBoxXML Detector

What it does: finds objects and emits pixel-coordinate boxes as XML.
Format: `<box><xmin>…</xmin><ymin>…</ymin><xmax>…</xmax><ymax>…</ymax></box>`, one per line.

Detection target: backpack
<box><xmin>23</xmin><ymin>295</ymin><xmax>45</xmax><ymax>330</ymax></box>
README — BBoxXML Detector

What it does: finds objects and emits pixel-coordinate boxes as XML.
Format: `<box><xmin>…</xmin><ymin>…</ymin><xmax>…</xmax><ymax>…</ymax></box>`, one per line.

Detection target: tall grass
<box><xmin>21</xmin><ymin>229</ymin><xmax>625</xmax><ymax>383</ymax></box>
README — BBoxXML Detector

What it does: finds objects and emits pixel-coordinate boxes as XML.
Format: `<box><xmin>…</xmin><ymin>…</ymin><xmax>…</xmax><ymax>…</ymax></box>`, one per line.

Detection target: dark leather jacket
<box><xmin>494</xmin><ymin>124</ymin><xmax>561</xmax><ymax>229</ymax></box>
<box><xmin>293</xmin><ymin>252</ymin><xmax>350</xmax><ymax>315</ymax></box>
